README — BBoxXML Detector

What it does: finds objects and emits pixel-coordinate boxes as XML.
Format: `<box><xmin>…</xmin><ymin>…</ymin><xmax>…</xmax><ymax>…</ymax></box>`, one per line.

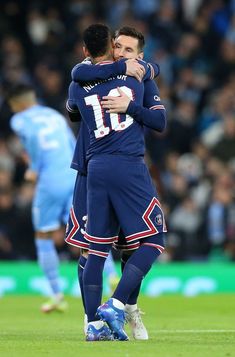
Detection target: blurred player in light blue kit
<box><xmin>7</xmin><ymin>83</ymin><xmax>76</xmax><ymax>312</ymax></box>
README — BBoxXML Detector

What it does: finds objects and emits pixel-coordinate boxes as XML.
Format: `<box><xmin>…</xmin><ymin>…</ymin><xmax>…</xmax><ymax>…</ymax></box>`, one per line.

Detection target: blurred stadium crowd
<box><xmin>0</xmin><ymin>0</ymin><xmax>235</xmax><ymax>262</ymax></box>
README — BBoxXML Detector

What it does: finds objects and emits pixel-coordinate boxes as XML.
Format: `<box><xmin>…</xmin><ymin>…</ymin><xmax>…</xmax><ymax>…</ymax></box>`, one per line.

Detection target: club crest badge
<box><xmin>155</xmin><ymin>214</ymin><xmax>162</xmax><ymax>226</ymax></box>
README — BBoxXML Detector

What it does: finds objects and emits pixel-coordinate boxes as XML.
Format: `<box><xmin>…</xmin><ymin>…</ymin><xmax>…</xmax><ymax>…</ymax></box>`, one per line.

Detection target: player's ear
<box><xmin>137</xmin><ymin>51</ymin><xmax>144</xmax><ymax>60</ymax></box>
<box><xmin>83</xmin><ymin>46</ymin><xmax>90</xmax><ymax>58</ymax></box>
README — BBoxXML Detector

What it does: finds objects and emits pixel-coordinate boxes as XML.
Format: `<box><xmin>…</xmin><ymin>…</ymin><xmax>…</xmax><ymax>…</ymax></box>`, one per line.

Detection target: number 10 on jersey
<box><xmin>84</xmin><ymin>86</ymin><xmax>134</xmax><ymax>139</ymax></box>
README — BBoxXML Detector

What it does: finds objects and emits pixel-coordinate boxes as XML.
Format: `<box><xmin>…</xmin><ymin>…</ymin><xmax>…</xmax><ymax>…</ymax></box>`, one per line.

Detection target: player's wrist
<box><xmin>116</xmin><ymin>59</ymin><xmax>126</xmax><ymax>75</ymax></box>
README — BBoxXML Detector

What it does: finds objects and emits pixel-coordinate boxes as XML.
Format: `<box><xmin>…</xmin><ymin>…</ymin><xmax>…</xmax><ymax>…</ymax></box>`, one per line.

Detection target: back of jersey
<box><xmin>69</xmin><ymin>74</ymin><xmax>145</xmax><ymax>159</ymax></box>
<box><xmin>10</xmin><ymin>105</ymin><xmax>76</xmax><ymax>187</ymax></box>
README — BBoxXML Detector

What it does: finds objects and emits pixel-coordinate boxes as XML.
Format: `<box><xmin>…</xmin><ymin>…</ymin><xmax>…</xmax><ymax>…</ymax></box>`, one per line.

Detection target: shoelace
<box><xmin>126</xmin><ymin>309</ymin><xmax>145</xmax><ymax>325</ymax></box>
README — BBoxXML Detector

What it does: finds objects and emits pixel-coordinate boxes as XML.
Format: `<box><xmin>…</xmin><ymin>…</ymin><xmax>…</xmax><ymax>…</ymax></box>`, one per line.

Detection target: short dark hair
<box><xmin>5</xmin><ymin>83</ymin><xmax>34</xmax><ymax>102</ymax></box>
<box><xmin>114</xmin><ymin>26</ymin><xmax>145</xmax><ymax>51</ymax></box>
<box><xmin>83</xmin><ymin>23</ymin><xmax>112</xmax><ymax>58</ymax></box>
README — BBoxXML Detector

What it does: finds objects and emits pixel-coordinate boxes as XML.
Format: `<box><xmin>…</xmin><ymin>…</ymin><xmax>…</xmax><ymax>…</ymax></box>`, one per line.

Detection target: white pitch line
<box><xmin>152</xmin><ymin>330</ymin><xmax>235</xmax><ymax>333</ymax></box>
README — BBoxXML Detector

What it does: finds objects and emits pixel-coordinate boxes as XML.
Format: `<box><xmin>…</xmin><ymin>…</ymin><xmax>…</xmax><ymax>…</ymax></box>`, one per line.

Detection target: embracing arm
<box><xmin>127</xmin><ymin>80</ymin><xmax>166</xmax><ymax>132</ymax></box>
<box><xmin>72</xmin><ymin>59</ymin><xmax>160</xmax><ymax>83</ymax></box>
<box><xmin>66</xmin><ymin>81</ymin><xmax>82</xmax><ymax>122</ymax></box>
<box><xmin>71</xmin><ymin>59</ymin><xmax>126</xmax><ymax>82</ymax></box>
<box><xmin>101</xmin><ymin>80</ymin><xmax>166</xmax><ymax>132</ymax></box>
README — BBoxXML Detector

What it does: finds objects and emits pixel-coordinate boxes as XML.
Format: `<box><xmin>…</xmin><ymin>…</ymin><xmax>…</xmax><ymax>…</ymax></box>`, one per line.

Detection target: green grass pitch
<box><xmin>0</xmin><ymin>294</ymin><xmax>234</xmax><ymax>357</ymax></box>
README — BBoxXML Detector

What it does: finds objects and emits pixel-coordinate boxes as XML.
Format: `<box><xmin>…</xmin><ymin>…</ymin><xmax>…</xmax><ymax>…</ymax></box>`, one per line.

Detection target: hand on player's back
<box><xmin>125</xmin><ymin>59</ymin><xmax>145</xmax><ymax>82</ymax></box>
<box><xmin>101</xmin><ymin>87</ymin><xmax>131</xmax><ymax>113</ymax></box>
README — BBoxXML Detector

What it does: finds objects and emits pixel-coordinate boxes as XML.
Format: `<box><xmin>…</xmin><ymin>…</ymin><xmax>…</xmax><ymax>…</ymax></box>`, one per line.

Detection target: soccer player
<box><xmin>67</xmin><ymin>23</ymin><xmax>166</xmax><ymax>341</ymax></box>
<box><xmin>7</xmin><ymin>84</ymin><xmax>76</xmax><ymax>313</ymax></box>
<box><xmin>67</xmin><ymin>26</ymin><xmax>160</xmax><ymax>340</ymax></box>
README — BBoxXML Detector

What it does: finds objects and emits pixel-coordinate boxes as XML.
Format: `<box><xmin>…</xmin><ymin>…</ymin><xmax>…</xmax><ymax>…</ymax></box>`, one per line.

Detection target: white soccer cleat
<box><xmin>41</xmin><ymin>295</ymin><xmax>68</xmax><ymax>313</ymax></box>
<box><xmin>125</xmin><ymin>308</ymin><xmax>149</xmax><ymax>340</ymax></box>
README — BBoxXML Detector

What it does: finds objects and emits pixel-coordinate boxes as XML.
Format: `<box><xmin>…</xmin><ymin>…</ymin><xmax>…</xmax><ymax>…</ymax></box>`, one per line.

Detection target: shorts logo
<box><xmin>155</xmin><ymin>214</ymin><xmax>162</xmax><ymax>226</ymax></box>
<box><xmin>154</xmin><ymin>95</ymin><xmax>161</xmax><ymax>101</ymax></box>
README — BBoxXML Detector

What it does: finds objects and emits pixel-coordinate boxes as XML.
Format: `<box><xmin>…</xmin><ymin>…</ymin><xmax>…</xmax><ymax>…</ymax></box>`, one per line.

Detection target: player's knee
<box><xmin>89</xmin><ymin>242</ymin><xmax>111</xmax><ymax>254</ymax></box>
<box><xmin>81</xmin><ymin>248</ymin><xmax>88</xmax><ymax>258</ymax></box>
<box><xmin>141</xmin><ymin>232</ymin><xmax>165</xmax><ymax>252</ymax></box>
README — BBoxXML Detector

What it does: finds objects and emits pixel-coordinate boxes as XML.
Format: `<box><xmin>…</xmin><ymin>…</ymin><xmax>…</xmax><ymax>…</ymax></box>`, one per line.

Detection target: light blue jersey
<box><xmin>10</xmin><ymin>104</ymin><xmax>76</xmax><ymax>231</ymax></box>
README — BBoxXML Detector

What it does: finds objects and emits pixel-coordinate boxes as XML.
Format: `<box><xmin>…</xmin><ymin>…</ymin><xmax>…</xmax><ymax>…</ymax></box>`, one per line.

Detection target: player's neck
<box><xmin>92</xmin><ymin>53</ymin><xmax>113</xmax><ymax>64</ymax></box>
<box><xmin>13</xmin><ymin>101</ymin><xmax>37</xmax><ymax>113</ymax></box>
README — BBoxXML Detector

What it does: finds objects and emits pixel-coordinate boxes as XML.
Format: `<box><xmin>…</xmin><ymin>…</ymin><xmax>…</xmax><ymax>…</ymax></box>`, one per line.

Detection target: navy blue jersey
<box><xmin>70</xmin><ymin>121</ymin><xmax>90</xmax><ymax>174</ymax></box>
<box><xmin>67</xmin><ymin>61</ymin><xmax>166</xmax><ymax>161</ymax></box>
<box><xmin>71</xmin><ymin>58</ymin><xmax>159</xmax><ymax>83</ymax></box>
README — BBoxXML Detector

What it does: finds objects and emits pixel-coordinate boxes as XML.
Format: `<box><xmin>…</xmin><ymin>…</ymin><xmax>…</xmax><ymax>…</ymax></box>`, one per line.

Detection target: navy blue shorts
<box><xmin>65</xmin><ymin>172</ymin><xmax>145</xmax><ymax>252</ymax></box>
<box><xmin>85</xmin><ymin>155</ymin><xmax>167</xmax><ymax>246</ymax></box>
<box><xmin>65</xmin><ymin>173</ymin><xmax>89</xmax><ymax>250</ymax></box>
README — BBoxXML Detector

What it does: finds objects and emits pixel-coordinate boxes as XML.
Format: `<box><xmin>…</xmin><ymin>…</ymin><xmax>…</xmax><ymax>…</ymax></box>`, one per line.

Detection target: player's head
<box><xmin>6</xmin><ymin>83</ymin><xmax>37</xmax><ymax>113</ymax></box>
<box><xmin>82</xmin><ymin>23</ymin><xmax>113</xmax><ymax>62</ymax></box>
<box><xmin>114</xmin><ymin>26</ymin><xmax>145</xmax><ymax>60</ymax></box>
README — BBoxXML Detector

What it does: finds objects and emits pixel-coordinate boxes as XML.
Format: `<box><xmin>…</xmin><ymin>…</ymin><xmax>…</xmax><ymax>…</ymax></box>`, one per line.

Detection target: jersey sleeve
<box><xmin>24</xmin><ymin>135</ymin><xmax>41</xmax><ymax>173</ymax></box>
<box><xmin>66</xmin><ymin>81</ymin><xmax>82</xmax><ymax>122</ymax></box>
<box><xmin>10</xmin><ymin>114</ymin><xmax>41</xmax><ymax>173</ymax></box>
<box><xmin>138</xmin><ymin>60</ymin><xmax>160</xmax><ymax>81</ymax></box>
<box><xmin>126</xmin><ymin>79</ymin><xmax>166</xmax><ymax>132</ymax></box>
<box><xmin>71</xmin><ymin>59</ymin><xmax>126</xmax><ymax>82</ymax></box>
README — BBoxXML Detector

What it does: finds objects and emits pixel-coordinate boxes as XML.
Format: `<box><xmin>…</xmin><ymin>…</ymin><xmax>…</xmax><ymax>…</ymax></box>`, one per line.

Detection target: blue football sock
<box><xmin>121</xmin><ymin>253</ymin><xmax>140</xmax><ymax>305</ymax></box>
<box><xmin>35</xmin><ymin>238</ymin><xmax>61</xmax><ymax>295</ymax></box>
<box><xmin>112</xmin><ymin>233</ymin><xmax>165</xmax><ymax>304</ymax></box>
<box><xmin>83</xmin><ymin>252</ymin><xmax>107</xmax><ymax>322</ymax></box>
<box><xmin>78</xmin><ymin>255</ymin><xmax>87</xmax><ymax>314</ymax></box>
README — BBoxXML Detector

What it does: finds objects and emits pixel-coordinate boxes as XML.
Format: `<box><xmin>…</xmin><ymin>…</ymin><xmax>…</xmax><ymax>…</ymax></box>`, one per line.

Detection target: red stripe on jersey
<box><xmin>66</xmin><ymin>101</ymin><xmax>79</xmax><ymax>113</ymax></box>
<box><xmin>126</xmin><ymin>197</ymin><xmax>167</xmax><ymax>242</ymax></box>
<box><xmin>65</xmin><ymin>206</ymin><xmax>89</xmax><ymax>248</ymax></box>
<box><xmin>141</xmin><ymin>242</ymin><xmax>165</xmax><ymax>253</ymax></box>
<box><xmin>95</xmin><ymin>61</ymin><xmax>114</xmax><ymax>65</ymax></box>
<box><xmin>84</xmin><ymin>232</ymin><xmax>118</xmax><ymax>244</ymax></box>
<box><xmin>113</xmin><ymin>241</ymin><xmax>140</xmax><ymax>251</ymax></box>
<box><xmin>88</xmin><ymin>249</ymin><xmax>109</xmax><ymax>258</ymax></box>
<box><xmin>65</xmin><ymin>239</ymin><xmax>89</xmax><ymax>249</ymax></box>
<box><xmin>149</xmin><ymin>105</ymin><xmax>165</xmax><ymax>110</ymax></box>
<box><xmin>148</xmin><ymin>63</ymin><xmax>154</xmax><ymax>80</ymax></box>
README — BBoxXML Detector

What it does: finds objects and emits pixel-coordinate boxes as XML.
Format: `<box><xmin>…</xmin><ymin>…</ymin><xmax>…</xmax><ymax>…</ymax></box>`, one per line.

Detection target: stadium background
<box><xmin>0</xmin><ymin>0</ymin><xmax>235</xmax><ymax>296</ymax></box>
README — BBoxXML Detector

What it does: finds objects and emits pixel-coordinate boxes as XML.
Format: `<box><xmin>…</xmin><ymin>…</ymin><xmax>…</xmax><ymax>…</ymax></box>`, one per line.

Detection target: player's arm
<box><xmin>101</xmin><ymin>80</ymin><xmax>166</xmax><ymax>132</ymax></box>
<box><xmin>67</xmin><ymin>109</ymin><xmax>82</xmax><ymax>122</ymax></box>
<box><xmin>129</xmin><ymin>79</ymin><xmax>166</xmax><ymax>131</ymax></box>
<box><xmin>10</xmin><ymin>115</ymin><xmax>40</xmax><ymax>178</ymax></box>
<box><xmin>71</xmin><ymin>59</ymin><xmax>159</xmax><ymax>83</ymax></box>
<box><xmin>139</xmin><ymin>60</ymin><xmax>160</xmax><ymax>81</ymax></box>
<box><xmin>71</xmin><ymin>59</ymin><xmax>126</xmax><ymax>82</ymax></box>
<box><xmin>66</xmin><ymin>81</ymin><xmax>82</xmax><ymax>122</ymax></box>
<box><xmin>22</xmin><ymin>133</ymin><xmax>41</xmax><ymax>182</ymax></box>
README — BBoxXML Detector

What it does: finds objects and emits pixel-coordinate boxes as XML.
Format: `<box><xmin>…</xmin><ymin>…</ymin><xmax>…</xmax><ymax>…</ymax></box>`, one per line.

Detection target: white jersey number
<box><xmin>33</xmin><ymin>116</ymin><xmax>60</xmax><ymax>150</ymax></box>
<box><xmin>84</xmin><ymin>86</ymin><xmax>134</xmax><ymax>139</ymax></box>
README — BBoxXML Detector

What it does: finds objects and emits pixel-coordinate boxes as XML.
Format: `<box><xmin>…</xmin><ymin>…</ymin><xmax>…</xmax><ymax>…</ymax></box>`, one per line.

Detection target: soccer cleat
<box><xmin>41</xmin><ymin>296</ymin><xmax>68</xmax><ymax>313</ymax></box>
<box><xmin>125</xmin><ymin>309</ymin><xmax>149</xmax><ymax>340</ymax></box>
<box><xmin>97</xmin><ymin>299</ymin><xmax>129</xmax><ymax>341</ymax></box>
<box><xmin>86</xmin><ymin>323</ymin><xmax>114</xmax><ymax>341</ymax></box>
